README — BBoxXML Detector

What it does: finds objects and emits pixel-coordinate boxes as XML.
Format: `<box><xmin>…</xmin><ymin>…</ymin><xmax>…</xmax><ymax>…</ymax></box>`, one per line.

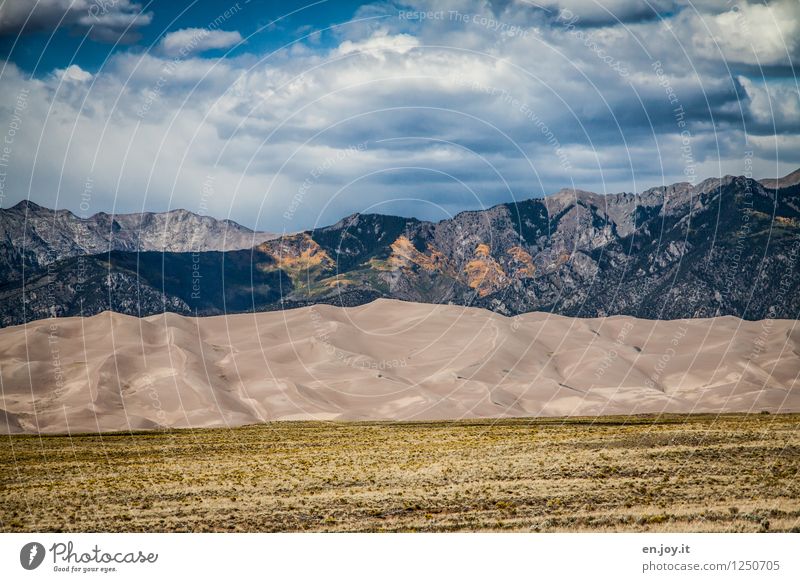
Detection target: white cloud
<box><xmin>737</xmin><ymin>76</ymin><xmax>800</xmax><ymax>130</ymax></box>
<box><xmin>55</xmin><ymin>64</ymin><xmax>94</xmax><ymax>83</ymax></box>
<box><xmin>158</xmin><ymin>28</ymin><xmax>243</xmax><ymax>58</ymax></box>
<box><xmin>335</xmin><ymin>30</ymin><xmax>420</xmax><ymax>58</ymax></box>
<box><xmin>680</xmin><ymin>0</ymin><xmax>800</xmax><ymax>66</ymax></box>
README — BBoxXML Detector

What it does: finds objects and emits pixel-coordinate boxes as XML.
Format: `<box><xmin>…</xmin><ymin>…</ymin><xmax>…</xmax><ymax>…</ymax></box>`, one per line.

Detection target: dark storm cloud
<box><xmin>0</xmin><ymin>0</ymin><xmax>153</xmax><ymax>42</ymax></box>
<box><xmin>535</xmin><ymin>0</ymin><xmax>682</xmax><ymax>27</ymax></box>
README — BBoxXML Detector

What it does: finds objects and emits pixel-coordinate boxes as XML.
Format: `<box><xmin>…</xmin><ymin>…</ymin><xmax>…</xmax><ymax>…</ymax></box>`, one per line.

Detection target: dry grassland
<box><xmin>2</xmin><ymin>414</ymin><xmax>799</xmax><ymax>532</ymax></box>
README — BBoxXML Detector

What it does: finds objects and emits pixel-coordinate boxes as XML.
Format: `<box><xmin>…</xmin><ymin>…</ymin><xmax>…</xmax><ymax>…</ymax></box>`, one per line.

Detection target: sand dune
<box><xmin>1</xmin><ymin>299</ymin><xmax>798</xmax><ymax>433</ymax></box>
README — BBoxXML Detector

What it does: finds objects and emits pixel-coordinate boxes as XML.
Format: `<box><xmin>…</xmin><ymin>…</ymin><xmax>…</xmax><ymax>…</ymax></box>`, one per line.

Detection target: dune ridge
<box><xmin>1</xmin><ymin>299</ymin><xmax>798</xmax><ymax>434</ymax></box>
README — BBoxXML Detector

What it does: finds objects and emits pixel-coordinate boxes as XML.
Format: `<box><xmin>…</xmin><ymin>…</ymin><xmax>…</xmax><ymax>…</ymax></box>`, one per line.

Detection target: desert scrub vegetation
<box><xmin>1</xmin><ymin>414</ymin><xmax>799</xmax><ymax>532</ymax></box>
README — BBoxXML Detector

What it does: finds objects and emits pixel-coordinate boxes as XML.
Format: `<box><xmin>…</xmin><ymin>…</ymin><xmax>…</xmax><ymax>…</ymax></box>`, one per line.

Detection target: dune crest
<box><xmin>1</xmin><ymin>299</ymin><xmax>798</xmax><ymax>433</ymax></box>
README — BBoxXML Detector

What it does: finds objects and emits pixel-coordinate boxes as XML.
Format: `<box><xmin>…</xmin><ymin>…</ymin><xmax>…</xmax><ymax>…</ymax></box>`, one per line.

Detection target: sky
<box><xmin>0</xmin><ymin>0</ymin><xmax>798</xmax><ymax>232</ymax></box>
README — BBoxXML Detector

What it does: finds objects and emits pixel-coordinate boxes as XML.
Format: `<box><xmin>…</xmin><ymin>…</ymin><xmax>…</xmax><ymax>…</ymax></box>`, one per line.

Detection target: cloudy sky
<box><xmin>0</xmin><ymin>0</ymin><xmax>798</xmax><ymax>231</ymax></box>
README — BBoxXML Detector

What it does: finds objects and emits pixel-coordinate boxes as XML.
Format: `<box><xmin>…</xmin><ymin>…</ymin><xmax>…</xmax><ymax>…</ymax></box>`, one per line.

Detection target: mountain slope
<box><xmin>759</xmin><ymin>168</ymin><xmax>800</xmax><ymax>190</ymax></box>
<box><xmin>0</xmin><ymin>201</ymin><xmax>278</xmax><ymax>280</ymax></box>
<box><xmin>2</xmin><ymin>170</ymin><xmax>799</xmax><ymax>326</ymax></box>
<box><xmin>266</xmin><ymin>173</ymin><xmax>800</xmax><ymax>319</ymax></box>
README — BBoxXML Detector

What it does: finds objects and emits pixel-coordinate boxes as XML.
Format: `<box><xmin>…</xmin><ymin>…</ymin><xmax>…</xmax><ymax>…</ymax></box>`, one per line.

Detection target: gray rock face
<box><xmin>0</xmin><ymin>201</ymin><xmax>277</xmax><ymax>280</ymax></box>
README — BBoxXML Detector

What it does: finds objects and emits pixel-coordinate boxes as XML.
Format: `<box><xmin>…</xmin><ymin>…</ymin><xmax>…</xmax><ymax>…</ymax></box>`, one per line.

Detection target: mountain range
<box><xmin>1</xmin><ymin>170</ymin><xmax>799</xmax><ymax>327</ymax></box>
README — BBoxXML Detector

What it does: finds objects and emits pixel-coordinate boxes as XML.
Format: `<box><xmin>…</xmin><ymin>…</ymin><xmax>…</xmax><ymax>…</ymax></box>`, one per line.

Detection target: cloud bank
<box><xmin>0</xmin><ymin>0</ymin><xmax>797</xmax><ymax>231</ymax></box>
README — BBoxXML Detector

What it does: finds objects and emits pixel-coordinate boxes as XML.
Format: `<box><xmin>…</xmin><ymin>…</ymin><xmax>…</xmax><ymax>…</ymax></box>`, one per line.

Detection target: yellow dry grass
<box><xmin>2</xmin><ymin>414</ymin><xmax>799</xmax><ymax>532</ymax></box>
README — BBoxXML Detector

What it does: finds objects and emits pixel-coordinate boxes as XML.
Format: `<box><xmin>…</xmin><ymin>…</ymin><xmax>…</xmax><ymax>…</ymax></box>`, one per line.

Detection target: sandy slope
<box><xmin>1</xmin><ymin>299</ymin><xmax>798</xmax><ymax>433</ymax></box>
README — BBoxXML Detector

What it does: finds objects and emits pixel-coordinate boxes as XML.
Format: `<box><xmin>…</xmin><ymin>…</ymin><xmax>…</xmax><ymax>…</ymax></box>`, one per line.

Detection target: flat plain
<box><xmin>2</xmin><ymin>414</ymin><xmax>799</xmax><ymax>532</ymax></box>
